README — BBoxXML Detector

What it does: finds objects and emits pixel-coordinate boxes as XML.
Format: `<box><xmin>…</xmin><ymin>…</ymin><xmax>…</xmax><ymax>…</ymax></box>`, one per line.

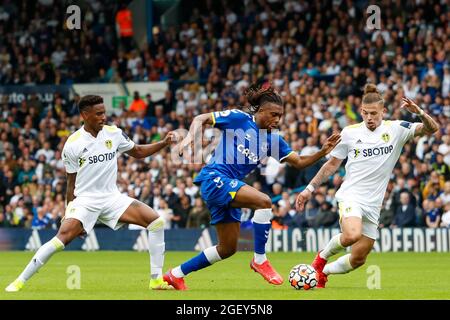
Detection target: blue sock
<box><xmin>180</xmin><ymin>252</ymin><xmax>211</xmax><ymax>276</ymax></box>
<box><xmin>253</xmin><ymin>222</ymin><xmax>271</xmax><ymax>254</ymax></box>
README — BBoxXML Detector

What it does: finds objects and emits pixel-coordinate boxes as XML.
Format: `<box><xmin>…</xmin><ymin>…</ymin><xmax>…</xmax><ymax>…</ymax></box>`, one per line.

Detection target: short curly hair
<box><xmin>78</xmin><ymin>95</ymin><xmax>103</xmax><ymax>113</ymax></box>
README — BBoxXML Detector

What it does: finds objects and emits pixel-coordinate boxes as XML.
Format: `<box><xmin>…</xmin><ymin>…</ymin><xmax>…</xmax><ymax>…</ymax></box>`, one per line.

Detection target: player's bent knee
<box><xmin>342</xmin><ymin>233</ymin><xmax>362</xmax><ymax>246</ymax></box>
<box><xmin>256</xmin><ymin>195</ymin><xmax>272</xmax><ymax>210</ymax></box>
<box><xmin>147</xmin><ymin>216</ymin><xmax>165</xmax><ymax>232</ymax></box>
<box><xmin>217</xmin><ymin>244</ymin><xmax>237</xmax><ymax>259</ymax></box>
<box><xmin>351</xmin><ymin>255</ymin><xmax>367</xmax><ymax>268</ymax></box>
<box><xmin>56</xmin><ymin>230</ymin><xmax>78</xmax><ymax>245</ymax></box>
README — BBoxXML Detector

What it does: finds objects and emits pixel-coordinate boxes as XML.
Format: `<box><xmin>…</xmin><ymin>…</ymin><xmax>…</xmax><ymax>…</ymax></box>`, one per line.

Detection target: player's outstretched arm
<box><xmin>400</xmin><ymin>97</ymin><xmax>439</xmax><ymax>137</ymax></box>
<box><xmin>295</xmin><ymin>156</ymin><xmax>343</xmax><ymax>211</ymax></box>
<box><xmin>126</xmin><ymin>131</ymin><xmax>176</xmax><ymax>159</ymax></box>
<box><xmin>178</xmin><ymin>113</ymin><xmax>214</xmax><ymax>156</ymax></box>
<box><xmin>283</xmin><ymin>133</ymin><xmax>341</xmax><ymax>170</ymax></box>
<box><xmin>65</xmin><ymin>172</ymin><xmax>77</xmax><ymax>204</ymax></box>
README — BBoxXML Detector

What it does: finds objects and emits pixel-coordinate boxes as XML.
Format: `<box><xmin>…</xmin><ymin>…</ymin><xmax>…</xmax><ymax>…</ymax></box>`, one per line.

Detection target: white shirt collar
<box><xmin>81</xmin><ymin>125</ymin><xmax>101</xmax><ymax>139</ymax></box>
<box><xmin>364</xmin><ymin>121</ymin><xmax>384</xmax><ymax>134</ymax></box>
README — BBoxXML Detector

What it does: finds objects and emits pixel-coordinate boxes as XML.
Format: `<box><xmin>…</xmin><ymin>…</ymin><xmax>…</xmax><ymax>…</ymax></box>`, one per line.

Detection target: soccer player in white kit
<box><xmin>6</xmin><ymin>95</ymin><xmax>176</xmax><ymax>292</ymax></box>
<box><xmin>295</xmin><ymin>84</ymin><xmax>439</xmax><ymax>288</ymax></box>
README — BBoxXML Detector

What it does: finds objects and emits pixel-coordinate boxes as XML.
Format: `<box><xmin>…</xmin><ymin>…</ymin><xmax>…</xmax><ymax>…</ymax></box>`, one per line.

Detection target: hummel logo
<box><xmin>82</xmin><ymin>148</ymin><xmax>88</xmax><ymax>153</ymax></box>
<box><xmin>245</xmin><ymin>134</ymin><xmax>251</xmax><ymax>141</ymax></box>
<box><xmin>356</xmin><ymin>139</ymin><xmax>362</xmax><ymax>144</ymax></box>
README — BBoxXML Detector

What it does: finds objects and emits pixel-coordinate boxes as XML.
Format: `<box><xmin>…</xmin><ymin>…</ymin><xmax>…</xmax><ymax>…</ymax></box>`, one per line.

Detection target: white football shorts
<box><xmin>338</xmin><ymin>200</ymin><xmax>380</xmax><ymax>240</ymax></box>
<box><xmin>64</xmin><ymin>193</ymin><xmax>134</xmax><ymax>234</ymax></box>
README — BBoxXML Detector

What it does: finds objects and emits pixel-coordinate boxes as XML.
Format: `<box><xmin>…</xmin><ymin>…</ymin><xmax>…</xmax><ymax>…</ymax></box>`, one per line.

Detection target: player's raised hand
<box><xmin>163</xmin><ymin>131</ymin><xmax>178</xmax><ymax>146</ymax></box>
<box><xmin>320</xmin><ymin>133</ymin><xmax>341</xmax><ymax>154</ymax></box>
<box><xmin>400</xmin><ymin>97</ymin><xmax>422</xmax><ymax>115</ymax></box>
<box><xmin>295</xmin><ymin>190</ymin><xmax>312</xmax><ymax>211</ymax></box>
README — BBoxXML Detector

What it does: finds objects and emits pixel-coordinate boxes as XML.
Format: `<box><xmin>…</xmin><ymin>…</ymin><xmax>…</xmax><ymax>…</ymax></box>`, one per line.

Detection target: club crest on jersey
<box><xmin>78</xmin><ymin>157</ymin><xmax>86</xmax><ymax>167</ymax></box>
<box><xmin>381</xmin><ymin>133</ymin><xmax>390</xmax><ymax>143</ymax></box>
<box><xmin>105</xmin><ymin>140</ymin><xmax>113</xmax><ymax>149</ymax></box>
<box><xmin>229</xmin><ymin>180</ymin><xmax>238</xmax><ymax>188</ymax></box>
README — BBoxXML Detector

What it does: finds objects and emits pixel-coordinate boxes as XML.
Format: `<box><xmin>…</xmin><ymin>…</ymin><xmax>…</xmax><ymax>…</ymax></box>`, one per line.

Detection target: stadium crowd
<box><xmin>0</xmin><ymin>0</ymin><xmax>449</xmax><ymax>231</ymax></box>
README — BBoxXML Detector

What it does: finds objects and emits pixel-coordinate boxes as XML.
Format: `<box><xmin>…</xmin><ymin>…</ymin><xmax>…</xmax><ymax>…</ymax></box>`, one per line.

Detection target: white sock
<box><xmin>252</xmin><ymin>208</ymin><xmax>272</xmax><ymax>264</ymax></box>
<box><xmin>320</xmin><ymin>233</ymin><xmax>345</xmax><ymax>260</ymax></box>
<box><xmin>18</xmin><ymin>236</ymin><xmax>65</xmax><ymax>282</ymax></box>
<box><xmin>171</xmin><ymin>246</ymin><xmax>222</xmax><ymax>279</ymax></box>
<box><xmin>254</xmin><ymin>253</ymin><xmax>267</xmax><ymax>264</ymax></box>
<box><xmin>203</xmin><ymin>245</ymin><xmax>222</xmax><ymax>264</ymax></box>
<box><xmin>323</xmin><ymin>254</ymin><xmax>354</xmax><ymax>275</ymax></box>
<box><xmin>147</xmin><ymin>218</ymin><xmax>165</xmax><ymax>279</ymax></box>
<box><xmin>172</xmin><ymin>266</ymin><xmax>185</xmax><ymax>278</ymax></box>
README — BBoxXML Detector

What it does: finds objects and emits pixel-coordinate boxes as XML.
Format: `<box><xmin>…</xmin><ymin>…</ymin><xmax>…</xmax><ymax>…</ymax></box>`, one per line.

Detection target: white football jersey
<box><xmin>331</xmin><ymin>120</ymin><xmax>419</xmax><ymax>208</ymax></box>
<box><xmin>62</xmin><ymin>125</ymin><xmax>135</xmax><ymax>197</ymax></box>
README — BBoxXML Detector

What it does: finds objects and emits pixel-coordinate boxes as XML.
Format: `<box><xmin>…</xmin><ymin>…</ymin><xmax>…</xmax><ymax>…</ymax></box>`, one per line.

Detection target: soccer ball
<box><xmin>288</xmin><ymin>264</ymin><xmax>318</xmax><ymax>290</ymax></box>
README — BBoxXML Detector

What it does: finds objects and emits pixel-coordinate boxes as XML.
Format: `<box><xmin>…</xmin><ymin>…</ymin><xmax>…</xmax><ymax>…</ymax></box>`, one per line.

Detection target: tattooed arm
<box><xmin>295</xmin><ymin>156</ymin><xmax>343</xmax><ymax>211</ymax></box>
<box><xmin>400</xmin><ymin>97</ymin><xmax>439</xmax><ymax>136</ymax></box>
<box><xmin>414</xmin><ymin>111</ymin><xmax>439</xmax><ymax>137</ymax></box>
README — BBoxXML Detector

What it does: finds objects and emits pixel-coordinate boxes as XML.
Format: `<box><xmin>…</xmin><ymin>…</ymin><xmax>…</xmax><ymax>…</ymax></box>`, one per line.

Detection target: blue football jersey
<box><xmin>194</xmin><ymin>109</ymin><xmax>293</xmax><ymax>182</ymax></box>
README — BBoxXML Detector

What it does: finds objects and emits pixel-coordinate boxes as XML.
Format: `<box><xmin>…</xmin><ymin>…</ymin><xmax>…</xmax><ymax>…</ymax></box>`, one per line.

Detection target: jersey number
<box><xmin>214</xmin><ymin>176</ymin><xmax>224</xmax><ymax>189</ymax></box>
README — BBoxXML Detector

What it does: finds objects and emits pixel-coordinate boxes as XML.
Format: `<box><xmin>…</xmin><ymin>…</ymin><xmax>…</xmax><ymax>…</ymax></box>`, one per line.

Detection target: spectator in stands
<box><xmin>440</xmin><ymin>181</ymin><xmax>450</xmax><ymax>206</ymax></box>
<box><xmin>17</xmin><ymin>161</ymin><xmax>36</xmax><ymax>185</ymax></box>
<box><xmin>440</xmin><ymin>203</ymin><xmax>450</xmax><ymax>228</ymax></box>
<box><xmin>186</xmin><ymin>197</ymin><xmax>210</xmax><ymax>228</ymax></box>
<box><xmin>432</xmin><ymin>152</ymin><xmax>450</xmax><ymax>180</ymax></box>
<box><xmin>422</xmin><ymin>171</ymin><xmax>445</xmax><ymax>200</ymax></box>
<box><xmin>0</xmin><ymin>205</ymin><xmax>13</xmax><ymax>227</ymax></box>
<box><xmin>163</xmin><ymin>184</ymin><xmax>179</xmax><ymax>210</ymax></box>
<box><xmin>31</xmin><ymin>204</ymin><xmax>52</xmax><ymax>230</ymax></box>
<box><xmin>115</xmin><ymin>3</ymin><xmax>134</xmax><ymax>52</ymax></box>
<box><xmin>156</xmin><ymin>199</ymin><xmax>174</xmax><ymax>229</ymax></box>
<box><xmin>438</xmin><ymin>135</ymin><xmax>450</xmax><ymax>165</ymax></box>
<box><xmin>129</xmin><ymin>91</ymin><xmax>147</xmax><ymax>115</ymax></box>
<box><xmin>424</xmin><ymin>199</ymin><xmax>441</xmax><ymax>228</ymax></box>
<box><xmin>391</xmin><ymin>192</ymin><xmax>416</xmax><ymax>228</ymax></box>
<box><xmin>172</xmin><ymin>195</ymin><xmax>191</xmax><ymax>229</ymax></box>
<box><xmin>314</xmin><ymin>201</ymin><xmax>338</xmax><ymax>228</ymax></box>
<box><xmin>379</xmin><ymin>191</ymin><xmax>394</xmax><ymax>228</ymax></box>
<box><xmin>270</xmin><ymin>183</ymin><xmax>283</xmax><ymax>199</ymax></box>
<box><xmin>35</xmin><ymin>142</ymin><xmax>55</xmax><ymax>164</ymax></box>
<box><xmin>184</xmin><ymin>177</ymin><xmax>199</xmax><ymax>205</ymax></box>
<box><xmin>271</xmin><ymin>205</ymin><xmax>289</xmax><ymax>230</ymax></box>
<box><xmin>148</xmin><ymin>186</ymin><xmax>163</xmax><ymax>210</ymax></box>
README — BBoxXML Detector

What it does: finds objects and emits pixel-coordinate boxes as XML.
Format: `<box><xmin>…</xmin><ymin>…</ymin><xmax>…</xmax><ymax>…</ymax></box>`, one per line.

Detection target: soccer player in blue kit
<box><xmin>164</xmin><ymin>83</ymin><xmax>341</xmax><ymax>290</ymax></box>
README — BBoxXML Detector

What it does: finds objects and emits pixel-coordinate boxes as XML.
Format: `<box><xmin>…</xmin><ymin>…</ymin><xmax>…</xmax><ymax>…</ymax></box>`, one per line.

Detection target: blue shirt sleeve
<box><xmin>270</xmin><ymin>134</ymin><xmax>293</xmax><ymax>162</ymax></box>
<box><xmin>211</xmin><ymin>109</ymin><xmax>250</xmax><ymax>130</ymax></box>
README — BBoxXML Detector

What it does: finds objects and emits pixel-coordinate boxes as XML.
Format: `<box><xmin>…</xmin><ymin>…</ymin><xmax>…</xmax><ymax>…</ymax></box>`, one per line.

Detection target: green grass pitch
<box><xmin>1</xmin><ymin>251</ymin><xmax>449</xmax><ymax>300</ymax></box>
